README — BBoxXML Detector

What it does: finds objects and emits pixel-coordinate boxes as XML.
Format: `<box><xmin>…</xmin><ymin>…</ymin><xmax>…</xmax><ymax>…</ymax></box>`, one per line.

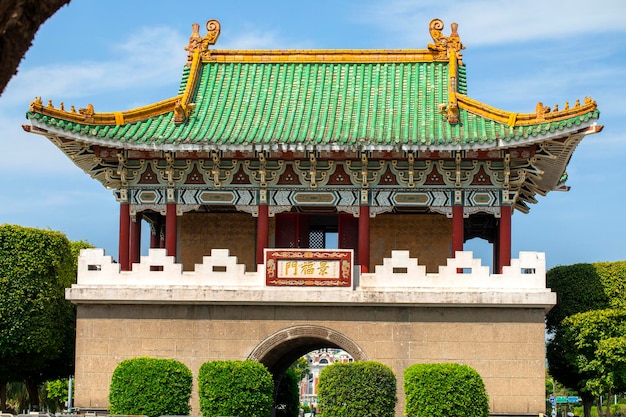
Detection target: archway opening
<box><xmin>248</xmin><ymin>325</ymin><xmax>367</xmax><ymax>415</ymax></box>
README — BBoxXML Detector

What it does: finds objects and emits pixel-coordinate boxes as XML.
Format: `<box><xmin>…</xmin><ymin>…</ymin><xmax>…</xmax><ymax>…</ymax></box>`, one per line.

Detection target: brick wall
<box><xmin>180</xmin><ymin>212</ymin><xmax>257</xmax><ymax>271</ymax></box>
<box><xmin>370</xmin><ymin>213</ymin><xmax>452</xmax><ymax>272</ymax></box>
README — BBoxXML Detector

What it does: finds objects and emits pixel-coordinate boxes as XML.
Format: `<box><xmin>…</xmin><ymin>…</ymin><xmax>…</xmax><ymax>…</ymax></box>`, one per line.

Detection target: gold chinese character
<box><xmin>300</xmin><ymin>261</ymin><xmax>315</xmax><ymax>275</ymax></box>
<box><xmin>317</xmin><ymin>261</ymin><xmax>329</xmax><ymax>276</ymax></box>
<box><xmin>285</xmin><ymin>261</ymin><xmax>298</xmax><ymax>276</ymax></box>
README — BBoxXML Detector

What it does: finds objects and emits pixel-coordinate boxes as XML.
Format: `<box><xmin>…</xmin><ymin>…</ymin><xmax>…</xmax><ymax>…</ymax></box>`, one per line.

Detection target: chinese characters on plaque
<box><xmin>265</xmin><ymin>249</ymin><xmax>353</xmax><ymax>287</ymax></box>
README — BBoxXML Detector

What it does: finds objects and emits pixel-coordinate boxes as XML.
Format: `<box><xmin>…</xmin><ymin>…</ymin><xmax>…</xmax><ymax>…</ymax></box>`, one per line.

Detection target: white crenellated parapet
<box><xmin>361</xmin><ymin>250</ymin><xmax>547</xmax><ymax>290</ymax></box>
<box><xmin>71</xmin><ymin>248</ymin><xmax>554</xmax><ymax>308</ymax></box>
<box><xmin>77</xmin><ymin>248</ymin><xmax>547</xmax><ymax>291</ymax></box>
<box><xmin>76</xmin><ymin>248</ymin><xmax>263</xmax><ymax>286</ymax></box>
<box><xmin>78</xmin><ymin>248</ymin><xmax>121</xmax><ymax>281</ymax></box>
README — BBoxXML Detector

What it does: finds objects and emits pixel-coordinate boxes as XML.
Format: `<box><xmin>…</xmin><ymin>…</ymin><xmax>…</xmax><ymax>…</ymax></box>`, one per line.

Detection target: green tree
<box><xmin>546</xmin><ymin>262</ymin><xmax>626</xmax><ymax>417</ymax></box>
<box><xmin>561</xmin><ymin>309</ymin><xmax>626</xmax><ymax>417</ymax></box>
<box><xmin>276</xmin><ymin>368</ymin><xmax>300</xmax><ymax>417</ymax></box>
<box><xmin>289</xmin><ymin>356</ymin><xmax>310</xmax><ymax>382</ymax></box>
<box><xmin>0</xmin><ymin>224</ymin><xmax>88</xmax><ymax>411</ymax></box>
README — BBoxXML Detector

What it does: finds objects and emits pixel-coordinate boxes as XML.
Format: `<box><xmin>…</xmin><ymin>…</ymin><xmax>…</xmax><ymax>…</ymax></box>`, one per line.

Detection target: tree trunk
<box><xmin>582</xmin><ymin>394</ymin><xmax>594</xmax><ymax>417</ymax></box>
<box><xmin>0</xmin><ymin>0</ymin><xmax>71</xmax><ymax>94</ymax></box>
<box><xmin>24</xmin><ymin>378</ymin><xmax>40</xmax><ymax>411</ymax></box>
<box><xmin>0</xmin><ymin>383</ymin><xmax>7</xmax><ymax>413</ymax></box>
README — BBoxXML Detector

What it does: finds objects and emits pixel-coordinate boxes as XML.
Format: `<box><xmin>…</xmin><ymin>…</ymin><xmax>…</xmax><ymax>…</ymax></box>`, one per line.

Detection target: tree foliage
<box><xmin>276</xmin><ymin>368</ymin><xmax>301</xmax><ymax>417</ymax></box>
<box><xmin>317</xmin><ymin>361</ymin><xmax>397</xmax><ymax>417</ymax></box>
<box><xmin>546</xmin><ymin>261</ymin><xmax>626</xmax><ymax>417</ymax></box>
<box><xmin>546</xmin><ymin>264</ymin><xmax>610</xmax><ymax>333</ymax></box>
<box><xmin>108</xmin><ymin>357</ymin><xmax>192</xmax><ymax>417</ymax></box>
<box><xmin>197</xmin><ymin>360</ymin><xmax>274</xmax><ymax>417</ymax></box>
<box><xmin>404</xmin><ymin>363</ymin><xmax>489</xmax><ymax>417</ymax></box>
<box><xmin>0</xmin><ymin>224</ymin><xmax>82</xmax><ymax>410</ymax></box>
<box><xmin>289</xmin><ymin>356</ymin><xmax>310</xmax><ymax>382</ymax></box>
<box><xmin>561</xmin><ymin>309</ymin><xmax>626</xmax><ymax>398</ymax></box>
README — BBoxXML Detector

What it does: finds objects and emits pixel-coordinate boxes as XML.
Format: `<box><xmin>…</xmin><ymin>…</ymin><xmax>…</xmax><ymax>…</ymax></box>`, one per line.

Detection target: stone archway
<box><xmin>248</xmin><ymin>324</ymin><xmax>369</xmax><ymax>376</ymax></box>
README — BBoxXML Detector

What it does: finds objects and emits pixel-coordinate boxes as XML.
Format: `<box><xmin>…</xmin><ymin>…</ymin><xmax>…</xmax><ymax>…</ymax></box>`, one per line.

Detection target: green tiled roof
<box><xmin>26</xmin><ymin>58</ymin><xmax>600</xmax><ymax>150</ymax></box>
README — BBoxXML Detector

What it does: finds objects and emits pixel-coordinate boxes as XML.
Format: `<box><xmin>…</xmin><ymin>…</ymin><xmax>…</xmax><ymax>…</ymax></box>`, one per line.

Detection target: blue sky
<box><xmin>1</xmin><ymin>0</ymin><xmax>625</xmax><ymax>269</ymax></box>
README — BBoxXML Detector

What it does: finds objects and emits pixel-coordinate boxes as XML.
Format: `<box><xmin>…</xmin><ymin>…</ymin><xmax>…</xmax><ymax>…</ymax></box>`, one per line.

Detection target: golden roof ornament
<box><xmin>428</xmin><ymin>18</ymin><xmax>465</xmax><ymax>61</ymax></box>
<box><xmin>185</xmin><ymin>19</ymin><xmax>221</xmax><ymax>65</ymax></box>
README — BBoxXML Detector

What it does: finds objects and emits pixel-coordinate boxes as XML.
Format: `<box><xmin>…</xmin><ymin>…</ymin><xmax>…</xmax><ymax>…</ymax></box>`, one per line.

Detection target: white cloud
<box><xmin>1</xmin><ymin>26</ymin><xmax>187</xmax><ymax>108</ymax></box>
<box><xmin>356</xmin><ymin>0</ymin><xmax>626</xmax><ymax>46</ymax></box>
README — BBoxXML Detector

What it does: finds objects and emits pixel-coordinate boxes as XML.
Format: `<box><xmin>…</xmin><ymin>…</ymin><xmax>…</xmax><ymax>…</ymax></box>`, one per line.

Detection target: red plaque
<box><xmin>265</xmin><ymin>249</ymin><xmax>353</xmax><ymax>287</ymax></box>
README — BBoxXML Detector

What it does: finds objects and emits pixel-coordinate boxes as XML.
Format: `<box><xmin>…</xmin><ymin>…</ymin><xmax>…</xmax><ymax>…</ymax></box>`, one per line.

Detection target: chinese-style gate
<box><xmin>24</xmin><ymin>18</ymin><xmax>601</xmax><ymax>417</ymax></box>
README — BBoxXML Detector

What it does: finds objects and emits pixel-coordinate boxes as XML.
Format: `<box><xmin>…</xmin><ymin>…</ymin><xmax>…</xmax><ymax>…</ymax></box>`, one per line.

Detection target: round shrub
<box><xmin>198</xmin><ymin>360</ymin><xmax>273</xmax><ymax>417</ymax></box>
<box><xmin>404</xmin><ymin>363</ymin><xmax>489</xmax><ymax>417</ymax></box>
<box><xmin>109</xmin><ymin>356</ymin><xmax>192</xmax><ymax>417</ymax></box>
<box><xmin>317</xmin><ymin>361</ymin><xmax>397</xmax><ymax>417</ymax></box>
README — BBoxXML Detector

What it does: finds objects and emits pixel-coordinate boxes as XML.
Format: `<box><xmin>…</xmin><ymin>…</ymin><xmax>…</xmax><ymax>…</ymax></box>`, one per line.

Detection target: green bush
<box><xmin>404</xmin><ymin>363</ymin><xmax>489</xmax><ymax>417</ymax></box>
<box><xmin>109</xmin><ymin>357</ymin><xmax>192</xmax><ymax>417</ymax></box>
<box><xmin>317</xmin><ymin>361</ymin><xmax>397</xmax><ymax>417</ymax></box>
<box><xmin>198</xmin><ymin>360</ymin><xmax>273</xmax><ymax>417</ymax></box>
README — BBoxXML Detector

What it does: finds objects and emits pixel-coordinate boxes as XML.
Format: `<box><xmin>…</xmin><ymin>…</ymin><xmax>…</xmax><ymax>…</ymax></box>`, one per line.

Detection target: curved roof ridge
<box><xmin>457</xmin><ymin>94</ymin><xmax>598</xmax><ymax>127</ymax></box>
<box><xmin>28</xmin><ymin>95</ymin><xmax>181</xmax><ymax>126</ymax></box>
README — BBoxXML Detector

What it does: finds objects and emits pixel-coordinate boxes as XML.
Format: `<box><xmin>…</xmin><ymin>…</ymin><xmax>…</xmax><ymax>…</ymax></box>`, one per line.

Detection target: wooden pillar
<box><xmin>119</xmin><ymin>203</ymin><xmax>130</xmax><ymax>271</ymax></box>
<box><xmin>452</xmin><ymin>205</ymin><xmax>464</xmax><ymax>256</ymax></box>
<box><xmin>256</xmin><ymin>205</ymin><xmax>269</xmax><ymax>268</ymax></box>
<box><xmin>149</xmin><ymin>218</ymin><xmax>160</xmax><ymax>249</ymax></box>
<box><xmin>129</xmin><ymin>212</ymin><xmax>142</xmax><ymax>265</ymax></box>
<box><xmin>159</xmin><ymin>214</ymin><xmax>166</xmax><ymax>248</ymax></box>
<box><xmin>165</xmin><ymin>203</ymin><xmax>177</xmax><ymax>259</ymax></box>
<box><xmin>497</xmin><ymin>205</ymin><xmax>512</xmax><ymax>273</ymax></box>
<box><xmin>358</xmin><ymin>205</ymin><xmax>370</xmax><ymax>273</ymax></box>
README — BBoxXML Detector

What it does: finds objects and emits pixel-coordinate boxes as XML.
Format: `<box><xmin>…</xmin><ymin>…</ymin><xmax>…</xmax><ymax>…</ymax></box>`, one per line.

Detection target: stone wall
<box><xmin>73</xmin><ymin>304</ymin><xmax>547</xmax><ymax>416</ymax></box>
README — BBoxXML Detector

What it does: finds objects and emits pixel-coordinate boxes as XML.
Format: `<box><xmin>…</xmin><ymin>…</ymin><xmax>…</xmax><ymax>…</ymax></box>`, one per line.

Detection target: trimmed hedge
<box><xmin>317</xmin><ymin>361</ymin><xmax>397</xmax><ymax>417</ymax></box>
<box><xmin>198</xmin><ymin>360</ymin><xmax>273</xmax><ymax>417</ymax></box>
<box><xmin>404</xmin><ymin>363</ymin><xmax>489</xmax><ymax>417</ymax></box>
<box><xmin>109</xmin><ymin>357</ymin><xmax>192</xmax><ymax>417</ymax></box>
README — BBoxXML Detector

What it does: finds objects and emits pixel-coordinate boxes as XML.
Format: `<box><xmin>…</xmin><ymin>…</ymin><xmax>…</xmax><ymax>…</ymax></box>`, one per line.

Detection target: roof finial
<box><xmin>427</xmin><ymin>19</ymin><xmax>465</xmax><ymax>61</ymax></box>
<box><xmin>185</xmin><ymin>20</ymin><xmax>221</xmax><ymax>65</ymax></box>
<box><xmin>204</xmin><ymin>20</ymin><xmax>221</xmax><ymax>46</ymax></box>
<box><xmin>184</xmin><ymin>23</ymin><xmax>202</xmax><ymax>65</ymax></box>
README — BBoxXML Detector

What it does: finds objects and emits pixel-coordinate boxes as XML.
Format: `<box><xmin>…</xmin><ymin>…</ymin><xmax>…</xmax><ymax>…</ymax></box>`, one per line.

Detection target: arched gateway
<box><xmin>249</xmin><ymin>325</ymin><xmax>368</xmax><ymax>376</ymax></box>
<box><xmin>24</xmin><ymin>18</ymin><xmax>601</xmax><ymax>417</ymax></box>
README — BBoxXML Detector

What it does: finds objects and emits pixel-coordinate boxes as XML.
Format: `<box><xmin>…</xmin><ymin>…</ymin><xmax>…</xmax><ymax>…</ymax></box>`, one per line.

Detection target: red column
<box><xmin>256</xmin><ymin>205</ymin><xmax>269</xmax><ymax>268</ymax></box>
<box><xmin>165</xmin><ymin>203</ymin><xmax>177</xmax><ymax>259</ymax></box>
<box><xmin>119</xmin><ymin>203</ymin><xmax>130</xmax><ymax>271</ymax></box>
<box><xmin>358</xmin><ymin>205</ymin><xmax>370</xmax><ymax>273</ymax></box>
<box><xmin>159</xmin><ymin>214</ymin><xmax>166</xmax><ymax>248</ymax></box>
<box><xmin>149</xmin><ymin>220</ymin><xmax>160</xmax><ymax>249</ymax></box>
<box><xmin>498</xmin><ymin>205</ymin><xmax>512</xmax><ymax>273</ymax></box>
<box><xmin>452</xmin><ymin>205</ymin><xmax>464</xmax><ymax>256</ymax></box>
<box><xmin>129</xmin><ymin>212</ymin><xmax>142</xmax><ymax>266</ymax></box>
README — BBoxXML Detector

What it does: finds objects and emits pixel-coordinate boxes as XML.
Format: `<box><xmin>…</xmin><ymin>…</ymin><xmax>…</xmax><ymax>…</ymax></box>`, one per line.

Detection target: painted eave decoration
<box><xmin>23</xmin><ymin>18</ymin><xmax>602</xmax><ymax>213</ymax></box>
